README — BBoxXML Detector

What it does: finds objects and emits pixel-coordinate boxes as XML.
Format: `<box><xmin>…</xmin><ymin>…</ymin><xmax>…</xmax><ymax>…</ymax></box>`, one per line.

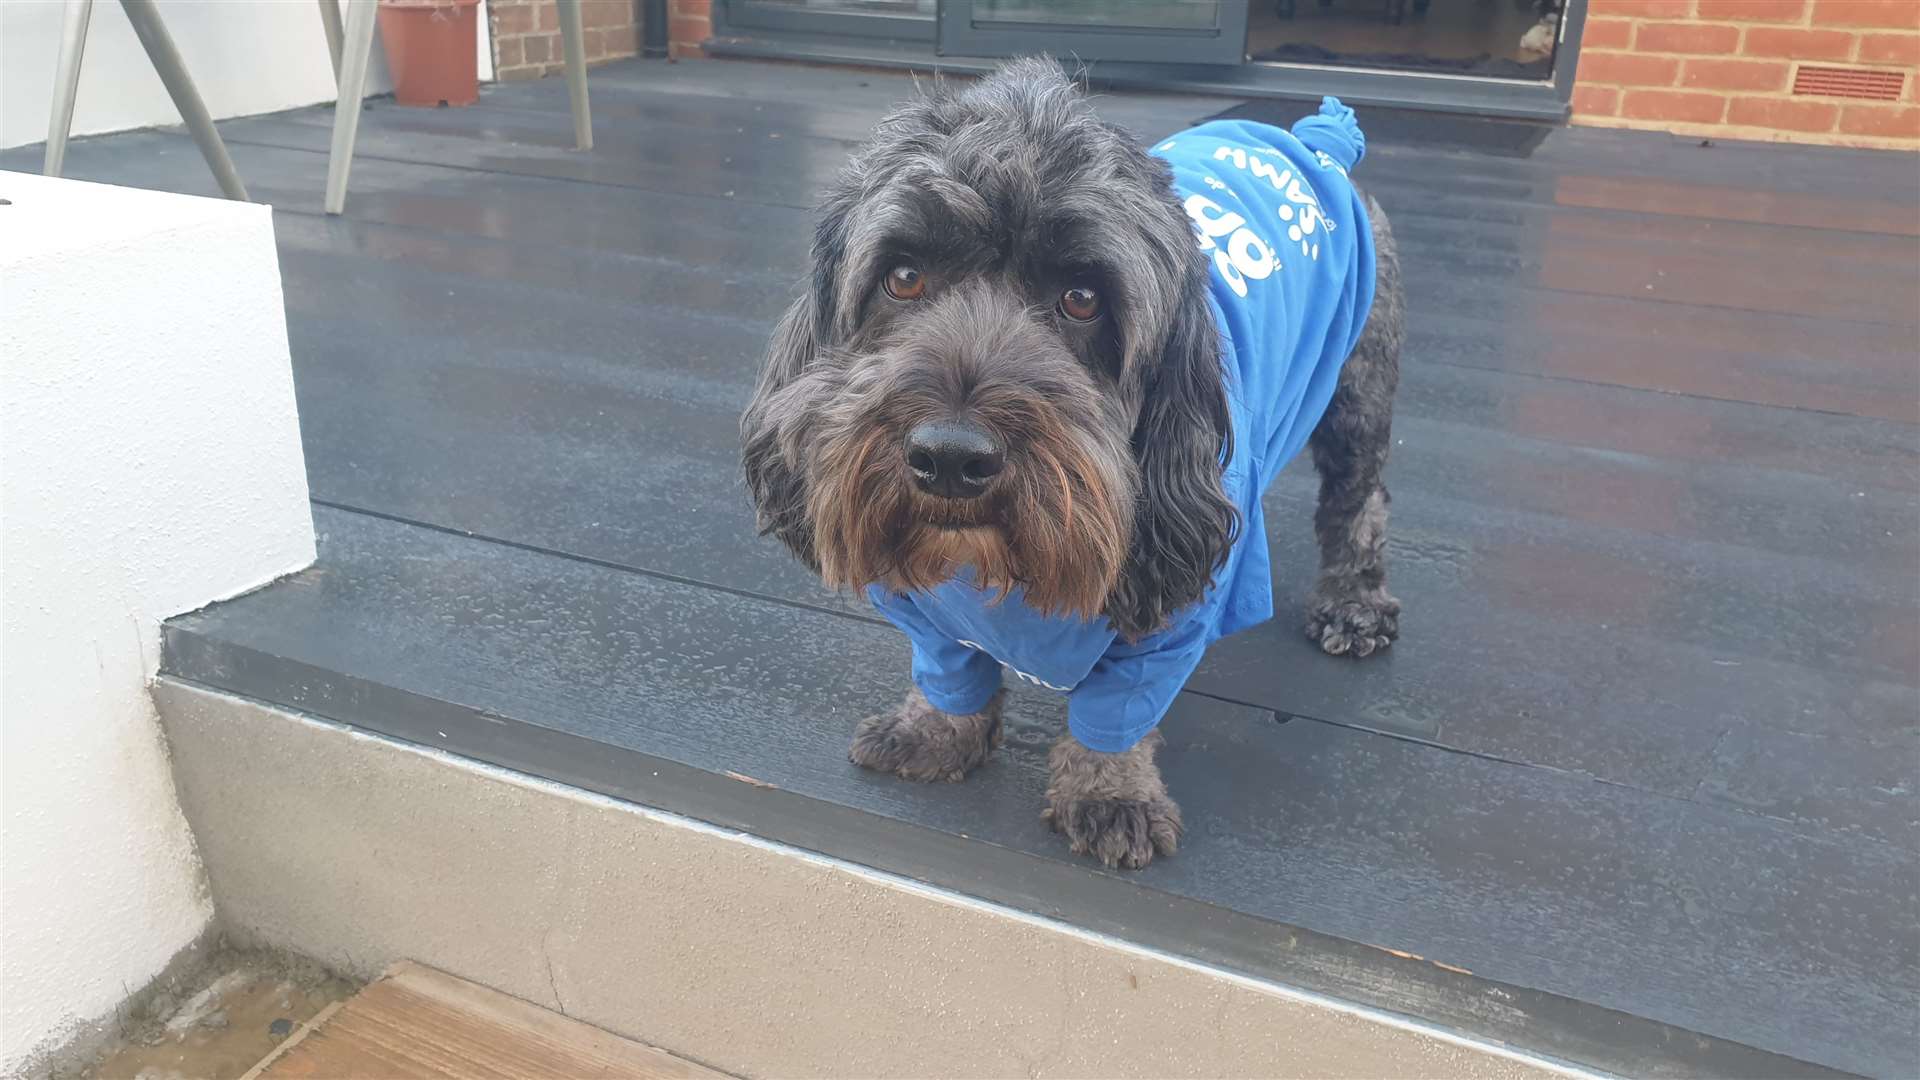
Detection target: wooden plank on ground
<box><xmin>254</xmin><ymin>961</ymin><xmax>727</xmax><ymax>1079</ymax></box>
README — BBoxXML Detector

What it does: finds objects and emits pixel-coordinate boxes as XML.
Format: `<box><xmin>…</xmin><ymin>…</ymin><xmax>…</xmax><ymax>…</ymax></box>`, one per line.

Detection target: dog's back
<box><xmin>1150</xmin><ymin>109</ymin><xmax>1379</xmax><ymax>494</ymax></box>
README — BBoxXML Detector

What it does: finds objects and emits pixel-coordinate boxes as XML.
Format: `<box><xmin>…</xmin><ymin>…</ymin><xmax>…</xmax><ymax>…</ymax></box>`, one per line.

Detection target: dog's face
<box><xmin>742</xmin><ymin>60</ymin><xmax>1237</xmax><ymax>640</ymax></box>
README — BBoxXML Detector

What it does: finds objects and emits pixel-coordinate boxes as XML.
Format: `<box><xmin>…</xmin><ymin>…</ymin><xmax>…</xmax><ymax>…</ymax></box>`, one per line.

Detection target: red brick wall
<box><xmin>490</xmin><ymin>0</ymin><xmax>643</xmax><ymax>80</ymax></box>
<box><xmin>667</xmin><ymin>0</ymin><xmax>711</xmax><ymax>58</ymax></box>
<box><xmin>1572</xmin><ymin>0</ymin><xmax>1920</xmax><ymax>148</ymax></box>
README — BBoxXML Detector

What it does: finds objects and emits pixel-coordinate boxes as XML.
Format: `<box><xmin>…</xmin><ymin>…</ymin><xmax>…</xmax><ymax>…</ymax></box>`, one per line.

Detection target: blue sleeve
<box><xmin>1065</xmin><ymin>613</ymin><xmax>1212</xmax><ymax>754</ymax></box>
<box><xmin>867</xmin><ymin>587</ymin><xmax>1002</xmax><ymax>715</ymax></box>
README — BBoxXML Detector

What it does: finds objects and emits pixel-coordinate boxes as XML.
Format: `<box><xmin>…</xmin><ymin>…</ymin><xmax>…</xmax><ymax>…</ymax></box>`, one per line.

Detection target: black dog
<box><xmin>743</xmin><ymin>60</ymin><xmax>1403</xmax><ymax>868</ymax></box>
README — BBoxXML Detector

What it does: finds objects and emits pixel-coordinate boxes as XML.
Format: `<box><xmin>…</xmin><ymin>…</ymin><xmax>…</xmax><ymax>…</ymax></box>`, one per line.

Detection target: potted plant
<box><xmin>376</xmin><ymin>0</ymin><xmax>482</xmax><ymax>107</ymax></box>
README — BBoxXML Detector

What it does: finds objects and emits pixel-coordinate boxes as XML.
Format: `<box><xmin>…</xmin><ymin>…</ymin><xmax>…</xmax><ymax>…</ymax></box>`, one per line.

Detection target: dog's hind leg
<box><xmin>1305</xmin><ymin>193</ymin><xmax>1403</xmax><ymax>658</ymax></box>
<box><xmin>849</xmin><ymin>687</ymin><xmax>1004</xmax><ymax>783</ymax></box>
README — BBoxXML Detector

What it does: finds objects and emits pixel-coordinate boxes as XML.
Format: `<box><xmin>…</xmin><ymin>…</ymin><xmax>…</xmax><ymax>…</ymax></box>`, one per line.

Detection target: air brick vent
<box><xmin>1792</xmin><ymin>65</ymin><xmax>1905</xmax><ymax>101</ymax></box>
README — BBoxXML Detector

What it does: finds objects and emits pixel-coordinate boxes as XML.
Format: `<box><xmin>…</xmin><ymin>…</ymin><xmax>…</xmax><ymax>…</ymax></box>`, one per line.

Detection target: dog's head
<box><xmin>741</xmin><ymin>58</ymin><xmax>1236</xmax><ymax>641</ymax></box>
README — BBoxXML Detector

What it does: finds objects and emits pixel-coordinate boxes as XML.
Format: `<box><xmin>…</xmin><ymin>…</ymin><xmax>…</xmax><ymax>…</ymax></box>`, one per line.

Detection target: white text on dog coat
<box><xmin>956</xmin><ymin>639</ymin><xmax>1075</xmax><ymax>692</ymax></box>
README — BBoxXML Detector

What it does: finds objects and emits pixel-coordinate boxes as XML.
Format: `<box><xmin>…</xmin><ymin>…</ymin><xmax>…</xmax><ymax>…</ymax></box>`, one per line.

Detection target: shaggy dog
<box><xmin>743</xmin><ymin>59</ymin><xmax>1403</xmax><ymax>869</ymax></box>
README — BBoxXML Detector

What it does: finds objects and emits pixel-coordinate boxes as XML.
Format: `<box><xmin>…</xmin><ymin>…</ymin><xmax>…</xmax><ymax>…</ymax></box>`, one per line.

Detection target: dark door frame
<box><xmin>712</xmin><ymin>0</ymin><xmax>1587</xmax><ymax>121</ymax></box>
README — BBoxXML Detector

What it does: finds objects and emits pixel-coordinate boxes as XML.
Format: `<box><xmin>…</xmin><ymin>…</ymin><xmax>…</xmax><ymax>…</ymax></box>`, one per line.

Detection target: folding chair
<box><xmin>43</xmin><ymin>0</ymin><xmax>249</xmax><ymax>200</ymax></box>
<box><xmin>42</xmin><ymin>0</ymin><xmax>593</xmax><ymax>216</ymax></box>
<box><xmin>323</xmin><ymin>0</ymin><xmax>593</xmax><ymax>214</ymax></box>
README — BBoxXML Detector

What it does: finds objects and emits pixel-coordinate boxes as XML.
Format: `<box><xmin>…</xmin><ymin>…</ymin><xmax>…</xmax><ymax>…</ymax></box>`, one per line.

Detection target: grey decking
<box><xmin>8</xmin><ymin>57</ymin><xmax>1913</xmax><ymax>1077</ymax></box>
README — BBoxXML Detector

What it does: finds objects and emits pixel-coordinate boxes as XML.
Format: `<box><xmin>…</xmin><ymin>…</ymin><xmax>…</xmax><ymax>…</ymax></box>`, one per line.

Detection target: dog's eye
<box><xmin>884</xmin><ymin>265</ymin><xmax>927</xmax><ymax>301</ymax></box>
<box><xmin>1059</xmin><ymin>285</ymin><xmax>1101</xmax><ymax>322</ymax></box>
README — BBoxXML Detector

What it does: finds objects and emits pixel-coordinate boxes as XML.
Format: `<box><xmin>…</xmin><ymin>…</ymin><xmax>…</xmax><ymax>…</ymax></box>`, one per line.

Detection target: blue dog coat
<box><xmin>869</xmin><ymin>99</ymin><xmax>1378</xmax><ymax>753</ymax></box>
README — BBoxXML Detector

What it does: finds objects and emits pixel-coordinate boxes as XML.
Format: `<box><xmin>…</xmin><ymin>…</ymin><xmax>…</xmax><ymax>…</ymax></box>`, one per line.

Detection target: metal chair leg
<box><xmin>119</xmin><ymin>0</ymin><xmax>248</xmax><ymax>200</ymax></box>
<box><xmin>317</xmin><ymin>0</ymin><xmax>345</xmax><ymax>80</ymax></box>
<box><xmin>45</xmin><ymin>0</ymin><xmax>94</xmax><ymax>177</ymax></box>
<box><xmin>323</xmin><ymin>0</ymin><xmax>378</xmax><ymax>215</ymax></box>
<box><xmin>556</xmin><ymin>0</ymin><xmax>593</xmax><ymax>151</ymax></box>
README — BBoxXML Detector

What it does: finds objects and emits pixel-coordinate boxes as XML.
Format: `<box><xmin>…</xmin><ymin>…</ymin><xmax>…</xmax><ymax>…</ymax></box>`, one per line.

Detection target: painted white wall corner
<box><xmin>0</xmin><ymin>0</ymin><xmax>495</xmax><ymax>151</ymax></box>
<box><xmin>0</xmin><ymin>170</ymin><xmax>317</xmax><ymax>1075</ymax></box>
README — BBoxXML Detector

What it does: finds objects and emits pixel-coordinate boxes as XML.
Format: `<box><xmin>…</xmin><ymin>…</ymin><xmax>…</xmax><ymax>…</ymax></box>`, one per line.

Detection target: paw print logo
<box><xmin>1276</xmin><ymin>195</ymin><xmax>1335</xmax><ymax>261</ymax></box>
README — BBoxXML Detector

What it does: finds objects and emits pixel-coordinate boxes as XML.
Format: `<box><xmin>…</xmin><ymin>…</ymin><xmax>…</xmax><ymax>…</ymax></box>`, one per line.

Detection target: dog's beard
<box><xmin>805</xmin><ymin>403</ymin><xmax>1132</xmax><ymax>620</ymax></box>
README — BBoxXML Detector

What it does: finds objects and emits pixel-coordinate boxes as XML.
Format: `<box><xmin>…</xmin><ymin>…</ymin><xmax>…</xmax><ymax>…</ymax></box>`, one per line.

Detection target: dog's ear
<box><xmin>742</xmin><ymin>188</ymin><xmax>862</xmax><ymax>569</ymax></box>
<box><xmin>741</xmin><ymin>294</ymin><xmax>821</xmax><ymax>571</ymax></box>
<box><xmin>1105</xmin><ymin>277</ymin><xmax>1239</xmax><ymax>641</ymax></box>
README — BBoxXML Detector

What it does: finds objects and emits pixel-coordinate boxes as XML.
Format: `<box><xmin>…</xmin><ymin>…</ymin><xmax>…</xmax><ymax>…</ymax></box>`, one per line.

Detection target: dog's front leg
<box><xmin>849</xmin><ymin>687</ymin><xmax>1005</xmax><ymax>783</ymax></box>
<box><xmin>1044</xmin><ymin>732</ymin><xmax>1182</xmax><ymax>870</ymax></box>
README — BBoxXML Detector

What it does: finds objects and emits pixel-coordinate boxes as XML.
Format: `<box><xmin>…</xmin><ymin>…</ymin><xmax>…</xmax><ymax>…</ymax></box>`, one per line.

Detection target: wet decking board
<box><xmin>251</xmin><ymin>962</ymin><xmax>723</xmax><ymax>1079</ymax></box>
<box><xmin>11</xmin><ymin>56</ymin><xmax>1913</xmax><ymax>1077</ymax></box>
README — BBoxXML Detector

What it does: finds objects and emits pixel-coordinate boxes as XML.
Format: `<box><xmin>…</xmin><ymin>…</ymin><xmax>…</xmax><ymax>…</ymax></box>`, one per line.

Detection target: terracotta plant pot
<box><xmin>376</xmin><ymin>0</ymin><xmax>481</xmax><ymax>108</ymax></box>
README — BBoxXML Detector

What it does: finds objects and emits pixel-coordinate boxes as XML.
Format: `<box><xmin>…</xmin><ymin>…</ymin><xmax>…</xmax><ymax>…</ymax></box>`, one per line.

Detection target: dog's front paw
<box><xmin>1044</xmin><ymin>732</ymin><xmax>1181</xmax><ymax>870</ymax></box>
<box><xmin>1306</xmin><ymin>586</ymin><xmax>1400</xmax><ymax>658</ymax></box>
<box><xmin>848</xmin><ymin>688</ymin><xmax>1003</xmax><ymax>783</ymax></box>
<box><xmin>1045</xmin><ymin>793</ymin><xmax>1182</xmax><ymax>870</ymax></box>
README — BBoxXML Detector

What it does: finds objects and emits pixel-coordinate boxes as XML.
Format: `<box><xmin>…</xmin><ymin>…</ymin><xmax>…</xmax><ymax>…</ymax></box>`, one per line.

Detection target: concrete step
<box><xmin>158</xmin><ymin>679</ymin><xmax>1572</xmax><ymax>1079</ymax></box>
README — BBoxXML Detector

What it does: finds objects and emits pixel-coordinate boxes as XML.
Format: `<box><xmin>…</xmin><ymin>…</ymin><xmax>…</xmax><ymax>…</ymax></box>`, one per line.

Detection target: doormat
<box><xmin>1195</xmin><ymin>97</ymin><xmax>1552</xmax><ymax>158</ymax></box>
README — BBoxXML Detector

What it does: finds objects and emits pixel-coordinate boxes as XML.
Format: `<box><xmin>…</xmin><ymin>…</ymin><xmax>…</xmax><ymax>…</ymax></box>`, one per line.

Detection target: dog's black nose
<box><xmin>905</xmin><ymin>422</ymin><xmax>1004</xmax><ymax>499</ymax></box>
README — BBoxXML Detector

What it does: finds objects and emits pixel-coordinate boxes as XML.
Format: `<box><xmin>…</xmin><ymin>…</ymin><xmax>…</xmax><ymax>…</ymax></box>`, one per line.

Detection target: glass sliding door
<box><xmin>1246</xmin><ymin>0</ymin><xmax>1567</xmax><ymax>82</ymax></box>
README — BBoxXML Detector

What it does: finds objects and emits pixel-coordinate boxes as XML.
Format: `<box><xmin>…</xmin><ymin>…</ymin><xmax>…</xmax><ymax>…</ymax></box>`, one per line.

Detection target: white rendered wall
<box><xmin>0</xmin><ymin>170</ymin><xmax>317</xmax><ymax>1074</ymax></box>
<box><xmin>1</xmin><ymin>0</ymin><xmax>495</xmax><ymax>150</ymax></box>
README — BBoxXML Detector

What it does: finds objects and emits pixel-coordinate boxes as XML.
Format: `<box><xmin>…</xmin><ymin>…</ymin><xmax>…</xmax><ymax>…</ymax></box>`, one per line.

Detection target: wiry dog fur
<box><xmin>743</xmin><ymin>59</ymin><xmax>1403</xmax><ymax>868</ymax></box>
<box><xmin>848</xmin><ymin>686</ymin><xmax>1005</xmax><ymax>784</ymax></box>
